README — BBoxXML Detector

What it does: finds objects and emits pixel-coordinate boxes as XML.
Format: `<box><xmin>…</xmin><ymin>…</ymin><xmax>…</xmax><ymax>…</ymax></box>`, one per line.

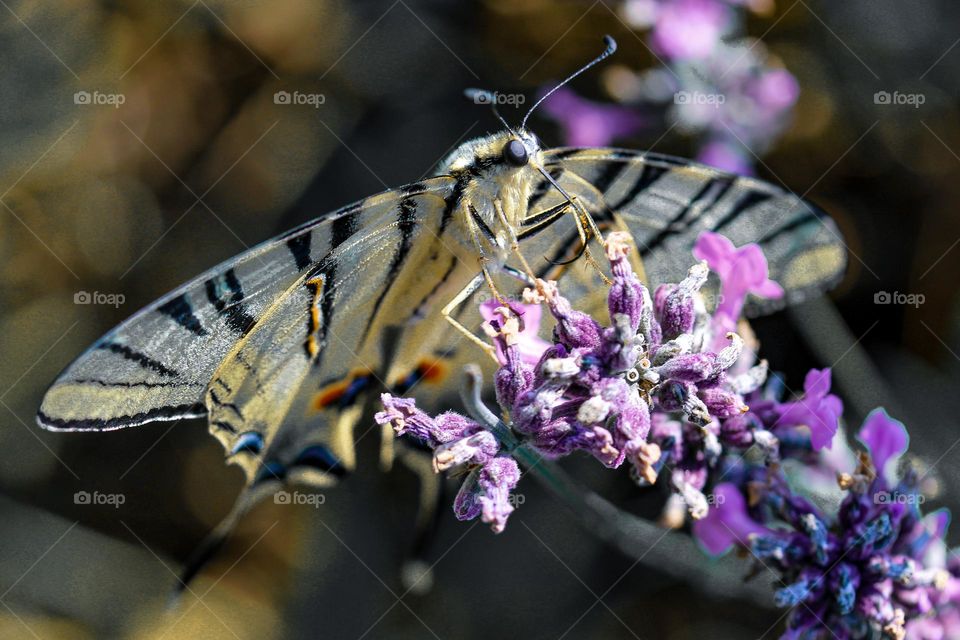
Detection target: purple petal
<box><xmin>453</xmin><ymin>469</ymin><xmax>482</xmax><ymax>522</ymax></box>
<box><xmin>375</xmin><ymin>395</ymin><xmax>439</xmax><ymax>446</ymax></box>
<box><xmin>857</xmin><ymin>408</ymin><xmax>909</xmax><ymax>475</ymax></box>
<box><xmin>433</xmin><ymin>430</ymin><xmax>500</xmax><ymax>472</ymax></box>
<box><xmin>540</xmin><ymin>87</ymin><xmax>645</xmax><ymax>147</ymax></box>
<box><xmin>697</xmin><ymin>140</ymin><xmax>754</xmax><ymax>175</ymax></box>
<box><xmin>751</xmin><ymin>68</ymin><xmax>800</xmax><ymax>112</ymax></box>
<box><xmin>693</xmin><ymin>483</ymin><xmax>769</xmax><ymax>554</ymax></box>
<box><xmin>477</xmin><ymin>456</ymin><xmax>521</xmax><ymax>533</ymax></box>
<box><xmin>480</xmin><ymin>300</ymin><xmax>549</xmax><ymax>366</ymax></box>
<box><xmin>699</xmin><ymin>386</ymin><xmax>747</xmax><ymax>419</ymax></box>
<box><xmin>753</xmin><ymin>278</ymin><xmax>784</xmax><ymax>299</ymax></box>
<box><xmin>693</xmin><ymin>231</ymin><xmax>737</xmax><ymax>278</ymax></box>
<box><xmin>803</xmin><ymin>368</ymin><xmax>832</xmax><ymax>399</ymax></box>
<box><xmin>605</xmin><ymin>232</ymin><xmax>647</xmax><ymax>331</ymax></box>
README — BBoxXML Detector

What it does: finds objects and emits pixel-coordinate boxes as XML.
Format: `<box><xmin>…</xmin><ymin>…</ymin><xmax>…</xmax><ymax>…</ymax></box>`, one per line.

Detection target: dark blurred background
<box><xmin>2</xmin><ymin>1</ymin><xmax>960</xmax><ymax>638</ymax></box>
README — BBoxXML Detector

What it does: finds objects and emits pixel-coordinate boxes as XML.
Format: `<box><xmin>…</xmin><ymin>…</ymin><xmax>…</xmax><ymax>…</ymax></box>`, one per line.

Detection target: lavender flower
<box><xmin>381</xmin><ymin>230</ymin><xmax>784</xmax><ymax>529</ymax></box>
<box><xmin>375</xmin><ymin>394</ymin><xmax>519</xmax><ymax>533</ymax></box>
<box><xmin>479</xmin><ymin>298</ymin><xmax>550</xmax><ymax>366</ymax></box>
<box><xmin>374</xmin><ymin>216</ymin><xmax>958</xmax><ymax>637</ymax></box>
<box><xmin>549</xmin><ymin>0</ymin><xmax>801</xmax><ymax>175</ymax></box>
<box><xmin>695</xmin><ymin>409</ymin><xmax>956</xmax><ymax>639</ymax></box>
<box><xmin>650</xmin><ymin>0</ymin><xmax>731</xmax><ymax>60</ymax></box>
<box><xmin>775</xmin><ymin>368</ymin><xmax>844</xmax><ymax>451</ymax></box>
<box><xmin>693</xmin><ymin>230</ymin><xmax>784</xmax><ymax>333</ymax></box>
<box><xmin>539</xmin><ymin>87</ymin><xmax>646</xmax><ymax>147</ymax></box>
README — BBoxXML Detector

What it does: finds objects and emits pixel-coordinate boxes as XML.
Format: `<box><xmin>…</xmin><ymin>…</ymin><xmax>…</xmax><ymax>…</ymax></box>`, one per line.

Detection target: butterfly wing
<box><xmin>540</xmin><ymin>148</ymin><xmax>847</xmax><ymax>315</ymax></box>
<box><xmin>205</xmin><ymin>182</ymin><xmax>482</xmax><ymax>486</ymax></box>
<box><xmin>36</xmin><ymin>178</ymin><xmax>457</xmax><ymax>435</ymax></box>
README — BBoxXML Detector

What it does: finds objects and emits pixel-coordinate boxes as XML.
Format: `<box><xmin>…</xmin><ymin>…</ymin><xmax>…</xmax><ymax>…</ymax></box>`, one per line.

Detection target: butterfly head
<box><xmin>436</xmin><ymin>129</ymin><xmax>548</xmax><ymax>251</ymax></box>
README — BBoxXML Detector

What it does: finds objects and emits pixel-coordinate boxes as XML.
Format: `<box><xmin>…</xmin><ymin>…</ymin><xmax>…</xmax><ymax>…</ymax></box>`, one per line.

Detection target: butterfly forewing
<box><xmin>36</xmin><ymin>177</ymin><xmax>456</xmax><ymax>435</ymax></box>
<box><xmin>543</xmin><ymin>148</ymin><xmax>847</xmax><ymax>315</ymax></box>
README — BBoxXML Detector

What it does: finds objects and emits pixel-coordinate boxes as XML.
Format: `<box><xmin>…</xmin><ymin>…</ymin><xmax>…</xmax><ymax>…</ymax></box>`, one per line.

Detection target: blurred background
<box><xmin>1</xmin><ymin>0</ymin><xmax>959</xmax><ymax>637</ymax></box>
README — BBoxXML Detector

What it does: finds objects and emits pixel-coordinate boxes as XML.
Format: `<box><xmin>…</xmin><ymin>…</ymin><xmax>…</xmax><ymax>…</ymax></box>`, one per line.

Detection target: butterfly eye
<box><xmin>625</xmin><ymin>368</ymin><xmax>641</xmax><ymax>384</ymax></box>
<box><xmin>503</xmin><ymin>139</ymin><xmax>528</xmax><ymax>166</ymax></box>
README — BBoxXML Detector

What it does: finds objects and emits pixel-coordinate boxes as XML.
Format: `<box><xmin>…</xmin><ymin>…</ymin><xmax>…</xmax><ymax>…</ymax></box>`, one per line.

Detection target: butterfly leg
<box><xmin>494</xmin><ymin>200</ymin><xmax>538</xmax><ymax>282</ymax></box>
<box><xmin>524</xmin><ymin>197</ymin><xmax>610</xmax><ymax>283</ymax></box>
<box><xmin>441</xmin><ymin>271</ymin><xmax>499</xmax><ymax>364</ymax></box>
<box><xmin>569</xmin><ymin>196</ymin><xmax>612</xmax><ymax>285</ymax></box>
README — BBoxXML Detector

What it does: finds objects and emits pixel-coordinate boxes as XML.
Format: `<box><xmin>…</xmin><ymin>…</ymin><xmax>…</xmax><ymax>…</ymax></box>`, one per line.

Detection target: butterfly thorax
<box><xmin>436</xmin><ymin>130</ymin><xmax>544</xmax><ymax>261</ymax></box>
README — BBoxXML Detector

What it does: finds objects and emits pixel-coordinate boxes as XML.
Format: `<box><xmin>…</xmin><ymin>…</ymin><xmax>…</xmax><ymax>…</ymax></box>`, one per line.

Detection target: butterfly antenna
<box><xmin>464</xmin><ymin>88</ymin><xmax>517</xmax><ymax>134</ymax></box>
<box><xmin>521</xmin><ymin>35</ymin><xmax>617</xmax><ymax>130</ymax></box>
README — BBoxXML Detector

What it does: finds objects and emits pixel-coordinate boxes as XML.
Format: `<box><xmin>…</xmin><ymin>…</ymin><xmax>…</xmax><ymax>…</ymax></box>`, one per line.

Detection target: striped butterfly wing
<box><xmin>206</xmin><ymin>184</ymin><xmax>483</xmax><ymax>485</ymax></box>
<box><xmin>539</xmin><ymin>148</ymin><xmax>847</xmax><ymax>315</ymax></box>
<box><xmin>36</xmin><ymin>177</ymin><xmax>458</xmax><ymax>448</ymax></box>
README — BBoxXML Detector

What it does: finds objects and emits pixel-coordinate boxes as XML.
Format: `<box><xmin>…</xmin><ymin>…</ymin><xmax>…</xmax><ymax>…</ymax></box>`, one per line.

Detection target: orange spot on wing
<box><xmin>313</xmin><ymin>382</ymin><xmax>348</xmax><ymax>410</ymax></box>
<box><xmin>417</xmin><ymin>359</ymin><xmax>447</xmax><ymax>383</ymax></box>
<box><xmin>312</xmin><ymin>369</ymin><xmax>373</xmax><ymax>412</ymax></box>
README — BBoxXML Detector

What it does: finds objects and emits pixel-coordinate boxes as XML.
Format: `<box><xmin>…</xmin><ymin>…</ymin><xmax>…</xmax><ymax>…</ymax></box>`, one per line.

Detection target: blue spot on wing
<box><xmin>295</xmin><ymin>445</ymin><xmax>345</xmax><ymax>477</ymax></box>
<box><xmin>231</xmin><ymin>431</ymin><xmax>263</xmax><ymax>455</ymax></box>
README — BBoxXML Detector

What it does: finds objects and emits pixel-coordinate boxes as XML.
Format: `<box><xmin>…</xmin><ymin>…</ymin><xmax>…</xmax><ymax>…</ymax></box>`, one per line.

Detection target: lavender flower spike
<box><xmin>375</xmin><ymin>394</ymin><xmax>479</xmax><ymax>447</ymax></box>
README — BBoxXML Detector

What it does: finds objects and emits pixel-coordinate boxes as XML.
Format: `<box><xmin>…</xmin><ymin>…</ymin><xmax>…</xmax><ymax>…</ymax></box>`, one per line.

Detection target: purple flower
<box><xmin>857</xmin><ymin>408</ymin><xmax>909</xmax><ymax>480</ymax></box>
<box><xmin>454</xmin><ymin>456</ymin><xmax>521</xmax><ymax>533</ymax></box>
<box><xmin>651</xmin><ymin>0</ymin><xmax>731</xmax><ymax>60</ymax></box>
<box><xmin>375</xmin><ymin>394</ymin><xmax>479</xmax><ymax>447</ymax></box>
<box><xmin>697</xmin><ymin>139</ymin><xmax>754</xmax><ymax>175</ymax></box>
<box><xmin>775</xmin><ymin>369</ymin><xmax>843</xmax><ymax>451</ymax></box>
<box><xmin>750</xmin><ymin>68</ymin><xmax>800</xmax><ymax>112</ymax></box>
<box><xmin>693</xmin><ymin>231</ymin><xmax>784</xmax><ymax>324</ymax></box>
<box><xmin>704</xmin><ymin>408</ymin><xmax>952</xmax><ymax>638</ymax></box>
<box><xmin>480</xmin><ymin>300</ymin><xmax>549</xmax><ymax>367</ymax></box>
<box><xmin>693</xmin><ymin>483</ymin><xmax>770</xmax><ymax>554</ymax></box>
<box><xmin>377</xmin><ymin>394</ymin><xmax>523</xmax><ymax>532</ymax></box>
<box><xmin>540</xmin><ymin>87</ymin><xmax>645</xmax><ymax>147</ymax></box>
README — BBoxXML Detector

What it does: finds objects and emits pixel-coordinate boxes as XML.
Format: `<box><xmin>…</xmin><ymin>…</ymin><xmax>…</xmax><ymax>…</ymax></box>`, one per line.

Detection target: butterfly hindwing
<box><xmin>206</xmin><ymin>185</ymin><xmax>471</xmax><ymax>486</ymax></box>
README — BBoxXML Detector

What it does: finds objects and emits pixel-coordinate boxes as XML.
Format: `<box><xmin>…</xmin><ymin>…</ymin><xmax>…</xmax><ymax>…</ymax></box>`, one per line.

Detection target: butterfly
<box><xmin>36</xmin><ymin>36</ymin><xmax>845</xmax><ymax>587</ymax></box>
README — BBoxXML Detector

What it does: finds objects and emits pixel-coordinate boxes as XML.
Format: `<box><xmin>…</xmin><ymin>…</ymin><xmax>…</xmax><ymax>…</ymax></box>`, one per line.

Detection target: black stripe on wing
<box><xmin>97</xmin><ymin>341</ymin><xmax>181</xmax><ymax>377</ymax></box>
<box><xmin>37</xmin><ymin>402</ymin><xmax>206</xmax><ymax>431</ymax></box>
<box><xmin>638</xmin><ymin>177</ymin><xmax>735</xmax><ymax>256</ymax></box>
<box><xmin>204</xmin><ymin>269</ymin><xmax>257</xmax><ymax>336</ymax></box>
<box><xmin>157</xmin><ymin>294</ymin><xmax>206</xmax><ymax>336</ymax></box>
<box><xmin>360</xmin><ymin>194</ymin><xmax>420</xmax><ymax>342</ymax></box>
